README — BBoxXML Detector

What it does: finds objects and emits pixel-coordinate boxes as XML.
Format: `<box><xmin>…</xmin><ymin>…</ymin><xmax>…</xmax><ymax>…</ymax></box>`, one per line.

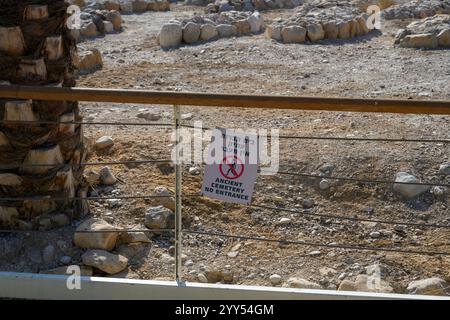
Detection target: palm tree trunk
<box><xmin>0</xmin><ymin>0</ymin><xmax>88</xmax><ymax>230</ymax></box>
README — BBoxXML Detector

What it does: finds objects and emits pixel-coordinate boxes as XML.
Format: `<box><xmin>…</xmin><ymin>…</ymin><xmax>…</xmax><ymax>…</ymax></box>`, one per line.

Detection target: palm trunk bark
<box><xmin>0</xmin><ymin>0</ymin><xmax>88</xmax><ymax>230</ymax></box>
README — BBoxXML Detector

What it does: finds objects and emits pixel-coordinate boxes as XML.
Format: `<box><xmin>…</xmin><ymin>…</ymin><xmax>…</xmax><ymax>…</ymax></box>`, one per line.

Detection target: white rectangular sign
<box><xmin>201</xmin><ymin>129</ymin><xmax>258</xmax><ymax>205</ymax></box>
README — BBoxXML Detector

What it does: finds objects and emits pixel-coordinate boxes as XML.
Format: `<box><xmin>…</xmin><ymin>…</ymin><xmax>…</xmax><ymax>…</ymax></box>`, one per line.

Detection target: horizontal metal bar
<box><xmin>0</xmin><ymin>120</ymin><xmax>173</xmax><ymax>127</ymax></box>
<box><xmin>0</xmin><ymin>159</ymin><xmax>172</xmax><ymax>169</ymax></box>
<box><xmin>1</xmin><ymin>272</ymin><xmax>445</xmax><ymax>300</ymax></box>
<box><xmin>0</xmin><ymin>228</ymin><xmax>174</xmax><ymax>234</ymax></box>
<box><xmin>1</xmin><ymin>85</ymin><xmax>449</xmax><ymax>114</ymax></box>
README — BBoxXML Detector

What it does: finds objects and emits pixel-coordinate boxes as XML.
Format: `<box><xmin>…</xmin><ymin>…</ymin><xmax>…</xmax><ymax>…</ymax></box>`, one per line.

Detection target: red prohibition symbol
<box><xmin>219</xmin><ymin>155</ymin><xmax>244</xmax><ymax>180</ymax></box>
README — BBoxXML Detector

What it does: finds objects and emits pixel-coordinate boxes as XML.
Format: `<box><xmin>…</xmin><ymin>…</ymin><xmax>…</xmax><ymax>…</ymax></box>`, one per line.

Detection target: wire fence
<box><xmin>0</xmin><ymin>87</ymin><xmax>449</xmax><ymax>295</ymax></box>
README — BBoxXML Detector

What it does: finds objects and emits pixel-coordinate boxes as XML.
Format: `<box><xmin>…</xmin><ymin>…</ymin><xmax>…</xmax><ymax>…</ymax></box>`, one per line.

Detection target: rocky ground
<box><xmin>1</xmin><ymin>1</ymin><xmax>449</xmax><ymax>296</ymax></box>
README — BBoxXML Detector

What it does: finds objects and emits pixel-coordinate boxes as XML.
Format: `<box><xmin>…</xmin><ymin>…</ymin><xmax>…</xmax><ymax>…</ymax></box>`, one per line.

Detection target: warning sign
<box><xmin>201</xmin><ymin>129</ymin><xmax>258</xmax><ymax>205</ymax></box>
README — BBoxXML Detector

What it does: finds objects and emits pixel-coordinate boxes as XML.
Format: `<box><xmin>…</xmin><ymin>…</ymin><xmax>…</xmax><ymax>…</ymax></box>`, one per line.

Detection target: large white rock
<box><xmin>159</xmin><ymin>22</ymin><xmax>182</xmax><ymax>49</ymax></box>
<box><xmin>200</xmin><ymin>24</ymin><xmax>218</xmax><ymax>41</ymax></box>
<box><xmin>407</xmin><ymin>277</ymin><xmax>448</xmax><ymax>296</ymax></box>
<box><xmin>247</xmin><ymin>11</ymin><xmax>263</xmax><ymax>34</ymax></box>
<box><xmin>82</xmin><ymin>249</ymin><xmax>128</xmax><ymax>274</ymax></box>
<box><xmin>393</xmin><ymin>172</ymin><xmax>430</xmax><ymax>199</ymax></box>
<box><xmin>281</xmin><ymin>26</ymin><xmax>306</xmax><ymax>43</ymax></box>
<box><xmin>183</xmin><ymin>22</ymin><xmax>201</xmax><ymax>44</ymax></box>
<box><xmin>74</xmin><ymin>218</ymin><xmax>119</xmax><ymax>251</ymax></box>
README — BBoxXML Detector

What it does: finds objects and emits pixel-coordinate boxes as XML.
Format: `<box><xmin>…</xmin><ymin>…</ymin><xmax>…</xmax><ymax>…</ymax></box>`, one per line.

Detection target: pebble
<box><xmin>319</xmin><ymin>179</ymin><xmax>331</xmax><ymax>190</ymax></box>
<box><xmin>269</xmin><ymin>274</ymin><xmax>282</xmax><ymax>285</ymax></box>
<box><xmin>278</xmin><ymin>217</ymin><xmax>292</xmax><ymax>225</ymax></box>
<box><xmin>189</xmin><ymin>166</ymin><xmax>200</xmax><ymax>175</ymax></box>
<box><xmin>309</xmin><ymin>250</ymin><xmax>321</xmax><ymax>256</ymax></box>
<box><xmin>370</xmin><ymin>231</ymin><xmax>381</xmax><ymax>238</ymax></box>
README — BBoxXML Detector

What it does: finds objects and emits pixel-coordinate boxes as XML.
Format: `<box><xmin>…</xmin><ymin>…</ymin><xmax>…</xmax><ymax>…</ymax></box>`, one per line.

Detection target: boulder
<box><xmin>151</xmin><ymin>186</ymin><xmax>175</xmax><ymax>210</ymax></box>
<box><xmin>322</xmin><ymin>21</ymin><xmax>338</xmax><ymax>40</ymax></box>
<box><xmin>265</xmin><ymin>24</ymin><xmax>282</xmax><ymax>41</ymax></box>
<box><xmin>217</xmin><ymin>24</ymin><xmax>237</xmax><ymax>38</ymax></box>
<box><xmin>183</xmin><ymin>22</ymin><xmax>201</xmax><ymax>44</ymax></box>
<box><xmin>357</xmin><ymin>16</ymin><xmax>369</xmax><ymax>35</ymax></box>
<box><xmin>104</xmin><ymin>0</ymin><xmax>121</xmax><ymax>11</ymax></box>
<box><xmin>281</xmin><ymin>25</ymin><xmax>306</xmax><ymax>43</ymax></box>
<box><xmin>132</xmin><ymin>0</ymin><xmax>148</xmax><ymax>12</ymax></box>
<box><xmin>235</xmin><ymin>19</ymin><xmax>251</xmax><ymax>34</ymax></box>
<box><xmin>337</xmin><ymin>21</ymin><xmax>350</xmax><ymax>39</ymax></box>
<box><xmin>407</xmin><ymin>277</ymin><xmax>449</xmax><ymax>296</ymax></box>
<box><xmin>74</xmin><ymin>218</ymin><xmax>119</xmax><ymax>251</ymax></box>
<box><xmin>103</xmin><ymin>21</ymin><xmax>115</xmax><ymax>33</ymax></box>
<box><xmin>200</xmin><ymin>24</ymin><xmax>218</xmax><ymax>41</ymax></box>
<box><xmin>0</xmin><ymin>27</ymin><xmax>26</xmax><ymax>56</ymax></box>
<box><xmin>106</xmin><ymin>10</ymin><xmax>122</xmax><ymax>31</ymax></box>
<box><xmin>393</xmin><ymin>172</ymin><xmax>430</xmax><ymax>199</ymax></box>
<box><xmin>437</xmin><ymin>28</ymin><xmax>450</xmax><ymax>47</ymax></box>
<box><xmin>144</xmin><ymin>205</ymin><xmax>175</xmax><ymax>230</ymax></box>
<box><xmin>400</xmin><ymin>33</ymin><xmax>438</xmax><ymax>49</ymax></box>
<box><xmin>80</xmin><ymin>22</ymin><xmax>98</xmax><ymax>37</ymax></box>
<box><xmin>119</xmin><ymin>227</ymin><xmax>151</xmax><ymax>244</ymax></box>
<box><xmin>307</xmin><ymin>23</ymin><xmax>324</xmax><ymax>42</ymax></box>
<box><xmin>349</xmin><ymin>19</ymin><xmax>358</xmax><ymax>38</ymax></box>
<box><xmin>159</xmin><ymin>22</ymin><xmax>182</xmax><ymax>49</ymax></box>
<box><xmin>247</xmin><ymin>11</ymin><xmax>263</xmax><ymax>34</ymax></box>
<box><xmin>82</xmin><ymin>249</ymin><xmax>128</xmax><ymax>274</ymax></box>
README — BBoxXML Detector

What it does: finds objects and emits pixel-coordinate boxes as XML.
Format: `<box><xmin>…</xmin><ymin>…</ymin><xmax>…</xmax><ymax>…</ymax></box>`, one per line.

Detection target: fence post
<box><xmin>173</xmin><ymin>104</ymin><xmax>183</xmax><ymax>283</ymax></box>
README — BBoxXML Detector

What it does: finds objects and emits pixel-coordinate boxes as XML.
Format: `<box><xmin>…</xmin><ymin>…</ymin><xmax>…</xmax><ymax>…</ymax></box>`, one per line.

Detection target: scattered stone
<box><xmin>227</xmin><ymin>251</ymin><xmax>239</xmax><ymax>258</ymax></box>
<box><xmin>431</xmin><ymin>186</ymin><xmax>447</xmax><ymax>200</ymax></box>
<box><xmin>302</xmin><ymin>198</ymin><xmax>314</xmax><ymax>209</ymax></box>
<box><xmin>369</xmin><ymin>231</ymin><xmax>380</xmax><ymax>239</ymax></box>
<box><xmin>198</xmin><ymin>273</ymin><xmax>208</xmax><ymax>283</ymax></box>
<box><xmin>407</xmin><ymin>277</ymin><xmax>449</xmax><ymax>296</ymax></box>
<box><xmin>137</xmin><ymin>111</ymin><xmax>161</xmax><ymax>121</ymax></box>
<box><xmin>339</xmin><ymin>275</ymin><xmax>394</xmax><ymax>293</ymax></box>
<box><xmin>189</xmin><ymin>166</ymin><xmax>200</xmax><ymax>175</ymax></box>
<box><xmin>309</xmin><ymin>250</ymin><xmax>321</xmax><ymax>256</ymax></box>
<box><xmin>119</xmin><ymin>227</ymin><xmax>151</xmax><ymax>244</ymax></box>
<box><xmin>285</xmin><ymin>277</ymin><xmax>321</xmax><ymax>289</ymax></box>
<box><xmin>60</xmin><ymin>256</ymin><xmax>72</xmax><ymax>264</ymax></box>
<box><xmin>74</xmin><ymin>218</ymin><xmax>119</xmax><ymax>251</ymax></box>
<box><xmin>439</xmin><ymin>163</ymin><xmax>450</xmax><ymax>175</ymax></box>
<box><xmin>278</xmin><ymin>217</ymin><xmax>291</xmax><ymax>225</ymax></box>
<box><xmin>319</xmin><ymin>179</ymin><xmax>331</xmax><ymax>190</ymax></box>
<box><xmin>393</xmin><ymin>172</ymin><xmax>430</xmax><ymax>199</ymax></box>
<box><xmin>151</xmin><ymin>186</ymin><xmax>175</xmax><ymax>210</ymax></box>
<box><xmin>42</xmin><ymin>245</ymin><xmax>55</xmax><ymax>264</ymax></box>
<box><xmin>82</xmin><ymin>249</ymin><xmax>128</xmax><ymax>274</ymax></box>
<box><xmin>77</xmin><ymin>49</ymin><xmax>103</xmax><ymax>74</ymax></box>
<box><xmin>94</xmin><ymin>136</ymin><xmax>114</xmax><ymax>150</ymax></box>
<box><xmin>99</xmin><ymin>166</ymin><xmax>117</xmax><ymax>185</ymax></box>
<box><xmin>269</xmin><ymin>274</ymin><xmax>282</xmax><ymax>285</ymax></box>
<box><xmin>144</xmin><ymin>205</ymin><xmax>175</xmax><ymax>230</ymax></box>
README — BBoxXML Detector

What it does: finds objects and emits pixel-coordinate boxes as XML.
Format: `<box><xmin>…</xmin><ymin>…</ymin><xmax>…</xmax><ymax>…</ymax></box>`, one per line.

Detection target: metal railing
<box><xmin>0</xmin><ymin>85</ymin><xmax>449</xmax><ymax>290</ymax></box>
